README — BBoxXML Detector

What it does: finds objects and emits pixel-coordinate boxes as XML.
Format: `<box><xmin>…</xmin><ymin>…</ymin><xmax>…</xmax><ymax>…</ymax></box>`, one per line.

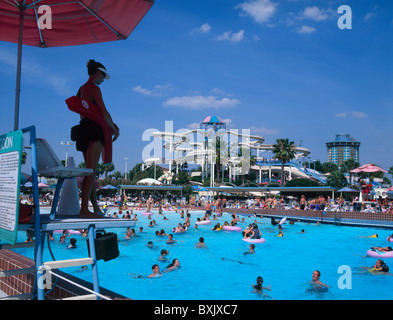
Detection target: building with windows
<box><xmin>326</xmin><ymin>134</ymin><xmax>360</xmax><ymax>166</ymax></box>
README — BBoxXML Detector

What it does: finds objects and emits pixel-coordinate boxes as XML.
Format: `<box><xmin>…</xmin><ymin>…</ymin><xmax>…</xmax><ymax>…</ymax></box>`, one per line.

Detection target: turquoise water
<box><xmin>14</xmin><ymin>210</ymin><xmax>393</xmax><ymax>300</ymax></box>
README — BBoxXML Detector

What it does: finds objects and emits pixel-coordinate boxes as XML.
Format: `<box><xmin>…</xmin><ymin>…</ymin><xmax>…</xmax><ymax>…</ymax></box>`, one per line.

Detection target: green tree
<box><xmin>322</xmin><ymin>162</ymin><xmax>338</xmax><ymax>174</ymax></box>
<box><xmin>327</xmin><ymin>170</ymin><xmax>346</xmax><ymax>188</ymax></box>
<box><xmin>103</xmin><ymin>162</ymin><xmax>115</xmax><ymax>179</ymax></box>
<box><xmin>341</xmin><ymin>158</ymin><xmax>360</xmax><ymax>186</ymax></box>
<box><xmin>389</xmin><ymin>166</ymin><xmax>393</xmax><ymax>180</ymax></box>
<box><xmin>272</xmin><ymin>138</ymin><xmax>296</xmax><ymax>186</ymax></box>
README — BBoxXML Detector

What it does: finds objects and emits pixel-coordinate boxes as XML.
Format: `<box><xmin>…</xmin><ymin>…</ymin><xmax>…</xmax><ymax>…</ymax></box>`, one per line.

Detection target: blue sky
<box><xmin>1</xmin><ymin>0</ymin><xmax>393</xmax><ymax>174</ymax></box>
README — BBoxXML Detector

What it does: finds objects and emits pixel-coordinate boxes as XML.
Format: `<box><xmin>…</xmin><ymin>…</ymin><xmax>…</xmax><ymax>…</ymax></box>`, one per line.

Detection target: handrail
<box><xmin>48</xmin><ymin>271</ymin><xmax>111</xmax><ymax>300</ymax></box>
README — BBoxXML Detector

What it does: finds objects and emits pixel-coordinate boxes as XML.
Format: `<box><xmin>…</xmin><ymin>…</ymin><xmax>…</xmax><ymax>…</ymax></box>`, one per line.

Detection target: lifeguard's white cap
<box><xmin>97</xmin><ymin>67</ymin><xmax>110</xmax><ymax>80</ymax></box>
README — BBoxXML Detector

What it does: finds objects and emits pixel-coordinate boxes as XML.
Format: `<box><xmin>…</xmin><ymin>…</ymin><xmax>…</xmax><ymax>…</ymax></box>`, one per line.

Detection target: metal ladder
<box><xmin>333</xmin><ymin>211</ymin><xmax>341</xmax><ymax>226</ymax></box>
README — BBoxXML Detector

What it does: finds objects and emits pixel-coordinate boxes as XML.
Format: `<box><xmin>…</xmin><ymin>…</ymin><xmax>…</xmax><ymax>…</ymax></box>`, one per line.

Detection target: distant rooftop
<box><xmin>333</xmin><ymin>134</ymin><xmax>358</xmax><ymax>143</ymax></box>
<box><xmin>326</xmin><ymin>133</ymin><xmax>360</xmax><ymax>147</ymax></box>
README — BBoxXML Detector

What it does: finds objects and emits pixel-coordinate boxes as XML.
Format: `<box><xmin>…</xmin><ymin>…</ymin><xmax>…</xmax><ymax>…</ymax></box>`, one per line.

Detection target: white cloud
<box><xmin>163</xmin><ymin>95</ymin><xmax>241</xmax><ymax>110</ymax></box>
<box><xmin>236</xmin><ymin>0</ymin><xmax>278</xmax><ymax>24</ymax></box>
<box><xmin>132</xmin><ymin>84</ymin><xmax>173</xmax><ymax>97</ymax></box>
<box><xmin>0</xmin><ymin>48</ymin><xmax>71</xmax><ymax>96</ymax></box>
<box><xmin>302</xmin><ymin>6</ymin><xmax>333</xmax><ymax>21</ymax></box>
<box><xmin>298</xmin><ymin>25</ymin><xmax>316</xmax><ymax>34</ymax></box>
<box><xmin>364</xmin><ymin>12</ymin><xmax>376</xmax><ymax>22</ymax></box>
<box><xmin>335</xmin><ymin>111</ymin><xmax>368</xmax><ymax>119</ymax></box>
<box><xmin>217</xmin><ymin>30</ymin><xmax>245</xmax><ymax>43</ymax></box>
<box><xmin>191</xmin><ymin>23</ymin><xmax>212</xmax><ymax>35</ymax></box>
<box><xmin>250</xmin><ymin>125</ymin><xmax>279</xmax><ymax>135</ymax></box>
<box><xmin>351</xmin><ymin>111</ymin><xmax>367</xmax><ymax>119</ymax></box>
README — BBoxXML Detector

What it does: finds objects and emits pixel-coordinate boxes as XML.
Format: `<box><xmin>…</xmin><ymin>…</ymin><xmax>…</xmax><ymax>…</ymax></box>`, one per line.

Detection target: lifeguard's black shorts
<box><xmin>71</xmin><ymin>118</ymin><xmax>104</xmax><ymax>152</ymax></box>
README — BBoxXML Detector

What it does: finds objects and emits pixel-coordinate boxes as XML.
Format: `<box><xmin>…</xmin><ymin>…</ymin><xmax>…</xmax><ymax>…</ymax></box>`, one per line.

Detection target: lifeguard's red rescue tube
<box><xmin>66</xmin><ymin>96</ymin><xmax>113</xmax><ymax>164</ymax></box>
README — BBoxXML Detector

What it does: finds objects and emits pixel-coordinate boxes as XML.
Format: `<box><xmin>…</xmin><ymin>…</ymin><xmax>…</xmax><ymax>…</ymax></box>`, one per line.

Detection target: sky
<box><xmin>1</xmin><ymin>0</ymin><xmax>393</xmax><ymax>176</ymax></box>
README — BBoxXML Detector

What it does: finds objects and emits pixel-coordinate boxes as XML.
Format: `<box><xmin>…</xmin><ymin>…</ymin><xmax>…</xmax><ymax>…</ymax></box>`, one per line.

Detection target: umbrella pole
<box><xmin>14</xmin><ymin>6</ymin><xmax>25</xmax><ymax>131</ymax></box>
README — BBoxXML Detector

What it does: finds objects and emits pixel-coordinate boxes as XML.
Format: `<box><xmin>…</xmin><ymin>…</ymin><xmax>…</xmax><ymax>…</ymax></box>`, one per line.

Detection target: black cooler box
<box><xmin>87</xmin><ymin>230</ymin><xmax>119</xmax><ymax>262</ymax></box>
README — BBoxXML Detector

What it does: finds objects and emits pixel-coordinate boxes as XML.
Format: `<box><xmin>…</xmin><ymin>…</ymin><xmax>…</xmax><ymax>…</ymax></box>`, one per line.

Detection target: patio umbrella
<box><xmin>337</xmin><ymin>187</ymin><xmax>359</xmax><ymax>193</ymax></box>
<box><xmin>100</xmin><ymin>184</ymin><xmax>118</xmax><ymax>189</ymax></box>
<box><xmin>38</xmin><ymin>182</ymin><xmax>50</xmax><ymax>188</ymax></box>
<box><xmin>350</xmin><ymin>164</ymin><xmax>388</xmax><ymax>173</ymax></box>
<box><xmin>0</xmin><ymin>0</ymin><xmax>154</xmax><ymax>130</ymax></box>
<box><xmin>19</xmin><ymin>171</ymin><xmax>32</xmax><ymax>184</ymax></box>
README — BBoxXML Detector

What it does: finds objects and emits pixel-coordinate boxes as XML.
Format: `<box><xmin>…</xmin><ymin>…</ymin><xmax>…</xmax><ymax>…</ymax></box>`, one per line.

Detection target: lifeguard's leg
<box><xmin>80</xmin><ymin>140</ymin><xmax>102</xmax><ymax>217</ymax></box>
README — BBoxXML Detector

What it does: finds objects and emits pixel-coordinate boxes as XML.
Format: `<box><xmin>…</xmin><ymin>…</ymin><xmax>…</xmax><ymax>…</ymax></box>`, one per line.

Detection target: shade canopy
<box><xmin>350</xmin><ymin>164</ymin><xmax>387</xmax><ymax>173</ymax></box>
<box><xmin>0</xmin><ymin>0</ymin><xmax>154</xmax><ymax>130</ymax></box>
<box><xmin>201</xmin><ymin>116</ymin><xmax>225</xmax><ymax>125</ymax></box>
<box><xmin>0</xmin><ymin>0</ymin><xmax>154</xmax><ymax>47</ymax></box>
<box><xmin>137</xmin><ymin>178</ymin><xmax>163</xmax><ymax>186</ymax></box>
<box><xmin>337</xmin><ymin>187</ymin><xmax>359</xmax><ymax>193</ymax></box>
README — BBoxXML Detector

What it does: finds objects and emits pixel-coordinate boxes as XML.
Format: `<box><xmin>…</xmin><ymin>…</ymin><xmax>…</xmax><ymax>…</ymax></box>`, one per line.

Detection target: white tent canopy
<box><xmin>136</xmin><ymin>178</ymin><xmax>163</xmax><ymax>186</ymax></box>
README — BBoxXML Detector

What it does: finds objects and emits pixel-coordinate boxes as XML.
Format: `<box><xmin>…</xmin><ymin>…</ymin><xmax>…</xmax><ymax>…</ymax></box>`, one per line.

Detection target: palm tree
<box><xmin>341</xmin><ymin>158</ymin><xmax>360</xmax><ymax>186</ymax></box>
<box><xmin>272</xmin><ymin>138</ymin><xmax>296</xmax><ymax>186</ymax></box>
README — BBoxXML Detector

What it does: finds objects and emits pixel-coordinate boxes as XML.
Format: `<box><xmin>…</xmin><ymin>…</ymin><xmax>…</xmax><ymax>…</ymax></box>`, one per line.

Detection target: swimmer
<box><xmin>371</xmin><ymin>246</ymin><xmax>393</xmax><ymax>252</ymax></box>
<box><xmin>250</xmin><ymin>223</ymin><xmax>262</xmax><ymax>239</ymax></box>
<box><xmin>147</xmin><ymin>264</ymin><xmax>163</xmax><ymax>278</ymax></box>
<box><xmin>360</xmin><ymin>234</ymin><xmax>378</xmax><ymax>238</ymax></box>
<box><xmin>252</xmin><ymin>276</ymin><xmax>271</xmax><ymax>292</ymax></box>
<box><xmin>67</xmin><ymin>238</ymin><xmax>77</xmax><ymax>249</ymax></box>
<box><xmin>277</xmin><ymin>230</ymin><xmax>284</xmax><ymax>237</ymax></box>
<box><xmin>244</xmin><ymin>244</ymin><xmax>255</xmax><ymax>255</ymax></box>
<box><xmin>370</xmin><ymin>259</ymin><xmax>390</xmax><ymax>274</ymax></box>
<box><xmin>166</xmin><ymin>234</ymin><xmax>182</xmax><ymax>244</ymax></box>
<box><xmin>185</xmin><ymin>213</ymin><xmax>191</xmax><ymax>227</ymax></box>
<box><xmin>125</xmin><ymin>228</ymin><xmax>138</xmax><ymax>239</ymax></box>
<box><xmin>164</xmin><ymin>259</ymin><xmax>180</xmax><ymax>272</ymax></box>
<box><xmin>158</xmin><ymin>249</ymin><xmax>169</xmax><ymax>261</ymax></box>
<box><xmin>195</xmin><ymin>237</ymin><xmax>207</xmax><ymax>248</ymax></box>
<box><xmin>310</xmin><ymin>270</ymin><xmax>330</xmax><ymax>288</ymax></box>
<box><xmin>212</xmin><ymin>223</ymin><xmax>222</xmax><ymax>231</ymax></box>
<box><xmin>146</xmin><ymin>241</ymin><xmax>158</xmax><ymax>250</ymax></box>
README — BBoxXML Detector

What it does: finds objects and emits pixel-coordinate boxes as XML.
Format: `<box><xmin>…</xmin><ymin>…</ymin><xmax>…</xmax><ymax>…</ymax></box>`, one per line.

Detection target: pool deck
<box><xmin>222</xmin><ymin>207</ymin><xmax>393</xmax><ymax>229</ymax></box>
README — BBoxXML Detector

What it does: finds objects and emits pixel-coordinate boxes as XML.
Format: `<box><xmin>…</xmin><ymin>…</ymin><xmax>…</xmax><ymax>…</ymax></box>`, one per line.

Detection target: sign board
<box><xmin>0</xmin><ymin>130</ymin><xmax>23</xmax><ymax>244</ymax></box>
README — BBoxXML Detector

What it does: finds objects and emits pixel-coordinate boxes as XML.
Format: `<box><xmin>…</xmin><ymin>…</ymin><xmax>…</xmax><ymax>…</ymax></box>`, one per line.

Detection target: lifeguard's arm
<box><xmin>91</xmin><ymin>86</ymin><xmax>120</xmax><ymax>141</ymax></box>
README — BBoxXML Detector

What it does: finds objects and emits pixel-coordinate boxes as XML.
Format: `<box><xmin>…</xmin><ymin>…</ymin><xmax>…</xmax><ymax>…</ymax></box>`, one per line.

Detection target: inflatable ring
<box><xmin>142</xmin><ymin>212</ymin><xmax>153</xmax><ymax>216</ymax></box>
<box><xmin>54</xmin><ymin>229</ymin><xmax>81</xmax><ymax>235</ymax></box>
<box><xmin>279</xmin><ymin>217</ymin><xmax>287</xmax><ymax>225</ymax></box>
<box><xmin>223</xmin><ymin>225</ymin><xmax>242</xmax><ymax>232</ymax></box>
<box><xmin>387</xmin><ymin>236</ymin><xmax>393</xmax><ymax>243</ymax></box>
<box><xmin>366</xmin><ymin>249</ymin><xmax>393</xmax><ymax>259</ymax></box>
<box><xmin>242</xmin><ymin>238</ymin><xmax>266</xmax><ymax>244</ymax></box>
<box><xmin>196</xmin><ymin>220</ymin><xmax>211</xmax><ymax>225</ymax></box>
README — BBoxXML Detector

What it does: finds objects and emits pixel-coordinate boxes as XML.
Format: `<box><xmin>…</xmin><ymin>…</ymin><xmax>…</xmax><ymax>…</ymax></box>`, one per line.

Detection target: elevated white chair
<box><xmin>36</xmin><ymin>138</ymin><xmax>92</xmax><ymax>219</ymax></box>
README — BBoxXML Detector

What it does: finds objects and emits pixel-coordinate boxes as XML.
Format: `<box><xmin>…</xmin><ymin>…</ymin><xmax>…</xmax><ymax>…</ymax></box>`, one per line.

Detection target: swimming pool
<box><xmin>13</xmin><ymin>210</ymin><xmax>393</xmax><ymax>300</ymax></box>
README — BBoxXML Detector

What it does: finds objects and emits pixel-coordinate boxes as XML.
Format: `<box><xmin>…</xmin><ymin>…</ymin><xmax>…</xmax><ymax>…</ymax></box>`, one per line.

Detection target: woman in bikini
<box><xmin>72</xmin><ymin>60</ymin><xmax>119</xmax><ymax>218</ymax></box>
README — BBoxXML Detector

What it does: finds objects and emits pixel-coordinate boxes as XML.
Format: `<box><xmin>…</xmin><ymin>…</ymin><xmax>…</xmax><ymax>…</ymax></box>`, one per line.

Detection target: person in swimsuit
<box><xmin>72</xmin><ymin>60</ymin><xmax>119</xmax><ymax>218</ymax></box>
<box><xmin>252</xmin><ymin>276</ymin><xmax>271</xmax><ymax>292</ymax></box>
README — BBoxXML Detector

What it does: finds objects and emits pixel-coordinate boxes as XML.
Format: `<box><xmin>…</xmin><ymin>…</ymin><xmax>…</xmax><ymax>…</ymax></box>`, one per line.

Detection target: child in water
<box><xmin>252</xmin><ymin>276</ymin><xmax>271</xmax><ymax>292</ymax></box>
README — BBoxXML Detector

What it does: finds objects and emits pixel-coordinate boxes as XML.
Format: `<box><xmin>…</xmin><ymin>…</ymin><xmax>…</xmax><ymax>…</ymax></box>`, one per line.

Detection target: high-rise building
<box><xmin>326</xmin><ymin>134</ymin><xmax>360</xmax><ymax>166</ymax></box>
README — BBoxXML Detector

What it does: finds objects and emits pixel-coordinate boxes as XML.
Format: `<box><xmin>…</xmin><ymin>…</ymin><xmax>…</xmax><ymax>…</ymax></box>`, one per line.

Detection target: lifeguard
<box><xmin>67</xmin><ymin>60</ymin><xmax>119</xmax><ymax>218</ymax></box>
